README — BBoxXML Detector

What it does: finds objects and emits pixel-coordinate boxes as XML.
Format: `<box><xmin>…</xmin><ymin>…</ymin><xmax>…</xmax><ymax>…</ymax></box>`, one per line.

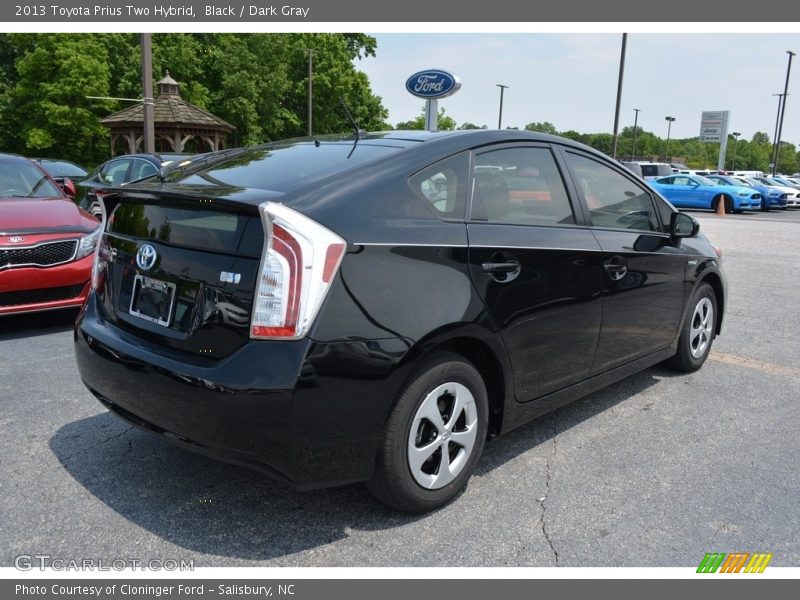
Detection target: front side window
<box><xmin>100</xmin><ymin>160</ymin><xmax>132</xmax><ymax>186</ymax></box>
<box><xmin>565</xmin><ymin>152</ymin><xmax>659</xmax><ymax>232</ymax></box>
<box><xmin>470</xmin><ymin>147</ymin><xmax>574</xmax><ymax>225</ymax></box>
<box><xmin>130</xmin><ymin>159</ymin><xmax>158</xmax><ymax>181</ymax></box>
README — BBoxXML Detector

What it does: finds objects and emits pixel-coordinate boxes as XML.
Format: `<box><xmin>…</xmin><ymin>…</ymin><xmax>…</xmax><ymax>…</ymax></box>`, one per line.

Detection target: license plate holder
<box><xmin>129</xmin><ymin>274</ymin><xmax>176</xmax><ymax>327</ymax></box>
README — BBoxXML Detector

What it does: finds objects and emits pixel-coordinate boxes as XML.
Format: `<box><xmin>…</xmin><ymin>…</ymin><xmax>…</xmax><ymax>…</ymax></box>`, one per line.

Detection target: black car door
<box><xmin>560</xmin><ymin>149</ymin><xmax>688</xmax><ymax>374</ymax></box>
<box><xmin>466</xmin><ymin>144</ymin><xmax>604</xmax><ymax>402</ymax></box>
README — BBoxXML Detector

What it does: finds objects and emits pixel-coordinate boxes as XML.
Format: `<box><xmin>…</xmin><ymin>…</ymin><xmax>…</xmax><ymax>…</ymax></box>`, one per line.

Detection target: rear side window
<box><xmin>409</xmin><ymin>152</ymin><xmax>468</xmax><ymax>219</ymax></box>
<box><xmin>470</xmin><ymin>147</ymin><xmax>574</xmax><ymax>225</ymax></box>
<box><xmin>566</xmin><ymin>152</ymin><xmax>659</xmax><ymax>232</ymax></box>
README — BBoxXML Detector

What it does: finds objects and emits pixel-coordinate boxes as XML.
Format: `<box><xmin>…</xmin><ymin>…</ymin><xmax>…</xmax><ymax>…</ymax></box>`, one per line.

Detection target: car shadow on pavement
<box><xmin>476</xmin><ymin>367</ymin><xmax>662</xmax><ymax>475</ymax></box>
<box><xmin>0</xmin><ymin>309</ymin><xmax>78</xmax><ymax>341</ymax></box>
<box><xmin>49</xmin><ymin>366</ymin><xmax>663</xmax><ymax>562</ymax></box>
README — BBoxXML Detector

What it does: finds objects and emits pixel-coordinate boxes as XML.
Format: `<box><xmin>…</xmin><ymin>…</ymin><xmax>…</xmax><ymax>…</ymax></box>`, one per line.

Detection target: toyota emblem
<box><xmin>136</xmin><ymin>244</ymin><xmax>157</xmax><ymax>271</ymax></box>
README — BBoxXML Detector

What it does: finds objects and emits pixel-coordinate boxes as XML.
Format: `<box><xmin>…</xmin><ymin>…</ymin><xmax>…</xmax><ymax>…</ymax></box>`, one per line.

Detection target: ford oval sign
<box><xmin>406</xmin><ymin>70</ymin><xmax>461</xmax><ymax>100</ymax></box>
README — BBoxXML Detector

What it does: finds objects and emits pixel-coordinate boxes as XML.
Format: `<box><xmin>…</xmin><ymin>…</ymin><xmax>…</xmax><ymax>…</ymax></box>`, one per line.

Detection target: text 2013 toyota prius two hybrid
<box><xmin>75</xmin><ymin>130</ymin><xmax>726</xmax><ymax>513</ymax></box>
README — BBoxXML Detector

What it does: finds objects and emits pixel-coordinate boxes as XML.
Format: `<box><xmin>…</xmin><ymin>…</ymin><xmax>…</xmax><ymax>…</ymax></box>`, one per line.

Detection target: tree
<box><xmin>458</xmin><ymin>122</ymin><xmax>486</xmax><ymax>130</ymax></box>
<box><xmin>0</xmin><ymin>33</ymin><xmax>389</xmax><ymax>166</ymax></box>
<box><xmin>751</xmin><ymin>131</ymin><xmax>771</xmax><ymax>145</ymax></box>
<box><xmin>9</xmin><ymin>34</ymin><xmax>115</xmax><ymax>164</ymax></box>
<box><xmin>524</xmin><ymin>121</ymin><xmax>557</xmax><ymax>134</ymax></box>
<box><xmin>395</xmin><ymin>106</ymin><xmax>457</xmax><ymax>131</ymax></box>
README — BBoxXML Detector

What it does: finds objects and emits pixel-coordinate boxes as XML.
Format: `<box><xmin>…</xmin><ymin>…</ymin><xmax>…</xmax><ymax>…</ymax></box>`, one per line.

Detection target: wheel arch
<box><xmin>698</xmin><ymin>271</ymin><xmax>725</xmax><ymax>334</ymax></box>
<box><xmin>397</xmin><ymin>326</ymin><xmax>513</xmax><ymax>437</ymax></box>
<box><xmin>712</xmin><ymin>193</ymin><xmax>733</xmax><ymax>212</ymax></box>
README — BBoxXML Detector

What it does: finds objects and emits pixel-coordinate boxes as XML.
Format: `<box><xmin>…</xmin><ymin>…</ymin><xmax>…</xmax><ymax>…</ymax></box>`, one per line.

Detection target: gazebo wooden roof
<box><xmin>101</xmin><ymin>72</ymin><xmax>235</xmax><ymax>156</ymax></box>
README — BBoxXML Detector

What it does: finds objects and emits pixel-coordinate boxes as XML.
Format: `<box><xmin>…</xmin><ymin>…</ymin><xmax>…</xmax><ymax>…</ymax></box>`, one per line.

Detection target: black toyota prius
<box><xmin>74</xmin><ymin>129</ymin><xmax>726</xmax><ymax>513</ymax></box>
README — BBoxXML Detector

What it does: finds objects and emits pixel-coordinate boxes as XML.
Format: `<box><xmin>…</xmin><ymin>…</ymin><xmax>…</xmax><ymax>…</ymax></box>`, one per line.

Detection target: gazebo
<box><xmin>101</xmin><ymin>72</ymin><xmax>235</xmax><ymax>156</ymax></box>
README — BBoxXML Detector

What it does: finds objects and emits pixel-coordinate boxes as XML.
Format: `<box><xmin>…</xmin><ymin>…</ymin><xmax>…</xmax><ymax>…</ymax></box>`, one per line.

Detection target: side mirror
<box><xmin>61</xmin><ymin>177</ymin><xmax>76</xmax><ymax>199</ymax></box>
<box><xmin>670</xmin><ymin>212</ymin><xmax>699</xmax><ymax>239</ymax></box>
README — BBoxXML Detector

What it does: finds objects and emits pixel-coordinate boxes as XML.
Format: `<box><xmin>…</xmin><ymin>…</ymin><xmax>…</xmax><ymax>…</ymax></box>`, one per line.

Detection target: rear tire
<box><xmin>665</xmin><ymin>282</ymin><xmax>717</xmax><ymax>372</ymax></box>
<box><xmin>367</xmin><ymin>352</ymin><xmax>488</xmax><ymax>514</ymax></box>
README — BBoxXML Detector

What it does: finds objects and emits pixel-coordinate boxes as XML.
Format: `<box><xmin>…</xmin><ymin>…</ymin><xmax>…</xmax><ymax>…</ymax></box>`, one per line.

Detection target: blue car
<box><xmin>649</xmin><ymin>174</ymin><xmax>761</xmax><ymax>213</ymax></box>
<box><xmin>705</xmin><ymin>174</ymin><xmax>787</xmax><ymax>211</ymax></box>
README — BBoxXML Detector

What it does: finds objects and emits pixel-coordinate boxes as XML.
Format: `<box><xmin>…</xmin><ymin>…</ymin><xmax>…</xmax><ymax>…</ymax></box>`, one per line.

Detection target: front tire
<box><xmin>367</xmin><ymin>352</ymin><xmax>488</xmax><ymax>514</ymax></box>
<box><xmin>665</xmin><ymin>282</ymin><xmax>717</xmax><ymax>372</ymax></box>
<box><xmin>712</xmin><ymin>195</ymin><xmax>733</xmax><ymax>214</ymax></box>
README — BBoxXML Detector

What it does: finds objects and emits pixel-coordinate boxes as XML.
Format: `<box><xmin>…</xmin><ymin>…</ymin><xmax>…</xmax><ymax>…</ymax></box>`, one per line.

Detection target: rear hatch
<box><xmin>96</xmin><ymin>193</ymin><xmax>266</xmax><ymax>359</ymax></box>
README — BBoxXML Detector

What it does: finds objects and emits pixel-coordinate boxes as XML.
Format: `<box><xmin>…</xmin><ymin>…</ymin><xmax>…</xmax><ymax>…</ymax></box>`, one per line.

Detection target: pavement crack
<box><xmin>540</xmin><ymin>411</ymin><xmax>560</xmax><ymax>566</ymax></box>
<box><xmin>61</xmin><ymin>425</ymin><xmax>135</xmax><ymax>463</ymax></box>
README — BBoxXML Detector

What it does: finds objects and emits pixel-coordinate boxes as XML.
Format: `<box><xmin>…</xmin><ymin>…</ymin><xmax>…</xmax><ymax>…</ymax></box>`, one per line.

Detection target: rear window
<box><xmin>109</xmin><ymin>204</ymin><xmax>263</xmax><ymax>256</ymax></box>
<box><xmin>166</xmin><ymin>142</ymin><xmax>401</xmax><ymax>193</ymax></box>
<box><xmin>639</xmin><ymin>164</ymin><xmax>672</xmax><ymax>177</ymax></box>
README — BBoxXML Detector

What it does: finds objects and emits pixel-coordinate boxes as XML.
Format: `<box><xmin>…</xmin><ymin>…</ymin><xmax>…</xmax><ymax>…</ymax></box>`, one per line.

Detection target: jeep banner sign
<box><xmin>699</xmin><ymin>110</ymin><xmax>729</xmax><ymax>142</ymax></box>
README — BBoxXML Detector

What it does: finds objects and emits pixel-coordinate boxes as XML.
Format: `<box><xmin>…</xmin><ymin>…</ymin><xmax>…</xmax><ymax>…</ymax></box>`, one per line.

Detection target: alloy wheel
<box><xmin>689</xmin><ymin>297</ymin><xmax>714</xmax><ymax>359</ymax></box>
<box><xmin>407</xmin><ymin>382</ymin><xmax>478</xmax><ymax>489</ymax></box>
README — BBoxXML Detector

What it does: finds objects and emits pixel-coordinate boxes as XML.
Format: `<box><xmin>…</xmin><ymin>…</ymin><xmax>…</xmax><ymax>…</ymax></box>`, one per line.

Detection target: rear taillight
<box><xmin>251</xmin><ymin>202</ymin><xmax>346</xmax><ymax>340</ymax></box>
<box><xmin>91</xmin><ymin>202</ymin><xmax>109</xmax><ymax>291</ymax></box>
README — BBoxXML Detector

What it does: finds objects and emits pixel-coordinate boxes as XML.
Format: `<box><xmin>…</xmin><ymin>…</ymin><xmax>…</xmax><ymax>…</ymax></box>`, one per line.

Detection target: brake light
<box><xmin>91</xmin><ymin>199</ymin><xmax>109</xmax><ymax>291</ymax></box>
<box><xmin>251</xmin><ymin>202</ymin><xmax>346</xmax><ymax>340</ymax></box>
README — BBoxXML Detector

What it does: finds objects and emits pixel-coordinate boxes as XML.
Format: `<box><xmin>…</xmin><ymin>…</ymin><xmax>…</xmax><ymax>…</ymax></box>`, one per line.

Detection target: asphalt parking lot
<box><xmin>1</xmin><ymin>209</ymin><xmax>798</xmax><ymax>568</ymax></box>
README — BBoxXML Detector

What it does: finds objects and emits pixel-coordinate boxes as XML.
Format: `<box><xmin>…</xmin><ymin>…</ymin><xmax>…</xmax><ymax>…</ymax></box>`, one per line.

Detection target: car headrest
<box><xmin>472</xmin><ymin>172</ymin><xmax>509</xmax><ymax>220</ymax></box>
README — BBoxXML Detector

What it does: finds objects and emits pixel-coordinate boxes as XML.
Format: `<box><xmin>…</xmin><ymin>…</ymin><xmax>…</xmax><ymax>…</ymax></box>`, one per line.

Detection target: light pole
<box><xmin>141</xmin><ymin>33</ymin><xmax>154</xmax><ymax>154</ymax></box>
<box><xmin>630</xmin><ymin>108</ymin><xmax>641</xmax><ymax>161</ymax></box>
<box><xmin>611</xmin><ymin>33</ymin><xmax>628</xmax><ymax>159</ymax></box>
<box><xmin>664</xmin><ymin>116</ymin><xmax>676</xmax><ymax>160</ymax></box>
<box><xmin>730</xmin><ymin>131</ymin><xmax>741</xmax><ymax>170</ymax></box>
<box><xmin>772</xmin><ymin>50</ymin><xmax>795</xmax><ymax>175</ymax></box>
<box><xmin>306</xmin><ymin>48</ymin><xmax>315</xmax><ymax>136</ymax></box>
<box><xmin>496</xmin><ymin>84</ymin><xmax>509</xmax><ymax>129</ymax></box>
<box><xmin>771</xmin><ymin>93</ymin><xmax>784</xmax><ymax>173</ymax></box>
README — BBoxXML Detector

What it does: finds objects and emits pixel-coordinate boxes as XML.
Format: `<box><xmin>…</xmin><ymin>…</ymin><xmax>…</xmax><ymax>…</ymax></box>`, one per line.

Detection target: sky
<box><xmin>355</xmin><ymin>33</ymin><xmax>800</xmax><ymax>144</ymax></box>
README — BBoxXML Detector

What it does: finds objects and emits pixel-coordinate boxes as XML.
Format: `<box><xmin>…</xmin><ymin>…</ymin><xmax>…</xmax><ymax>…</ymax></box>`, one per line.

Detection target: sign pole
<box><xmin>717</xmin><ymin>111</ymin><xmax>729</xmax><ymax>171</ymax></box>
<box><xmin>425</xmin><ymin>99</ymin><xmax>438</xmax><ymax>131</ymax></box>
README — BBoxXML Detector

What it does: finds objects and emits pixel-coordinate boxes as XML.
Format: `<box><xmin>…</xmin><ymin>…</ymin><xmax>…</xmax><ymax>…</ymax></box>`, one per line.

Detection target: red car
<box><xmin>0</xmin><ymin>154</ymin><xmax>99</xmax><ymax>315</ymax></box>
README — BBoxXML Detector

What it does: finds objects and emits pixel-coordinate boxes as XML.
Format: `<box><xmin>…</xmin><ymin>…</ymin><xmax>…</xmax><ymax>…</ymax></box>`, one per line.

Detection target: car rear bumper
<box><xmin>74</xmin><ymin>293</ymin><xmax>410</xmax><ymax>489</ymax></box>
<box><xmin>0</xmin><ymin>255</ymin><xmax>92</xmax><ymax>315</ymax></box>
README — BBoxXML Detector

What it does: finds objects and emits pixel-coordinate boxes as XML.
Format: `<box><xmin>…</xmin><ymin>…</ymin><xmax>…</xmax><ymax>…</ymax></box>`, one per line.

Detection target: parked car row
<box><xmin>618</xmin><ymin>161</ymin><xmax>800</xmax><ymax>213</ymax></box>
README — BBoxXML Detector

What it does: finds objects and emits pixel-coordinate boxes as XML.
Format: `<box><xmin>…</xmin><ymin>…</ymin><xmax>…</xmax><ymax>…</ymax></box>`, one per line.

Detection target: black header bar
<box><xmin>3</xmin><ymin>0</ymin><xmax>800</xmax><ymax>22</ymax></box>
